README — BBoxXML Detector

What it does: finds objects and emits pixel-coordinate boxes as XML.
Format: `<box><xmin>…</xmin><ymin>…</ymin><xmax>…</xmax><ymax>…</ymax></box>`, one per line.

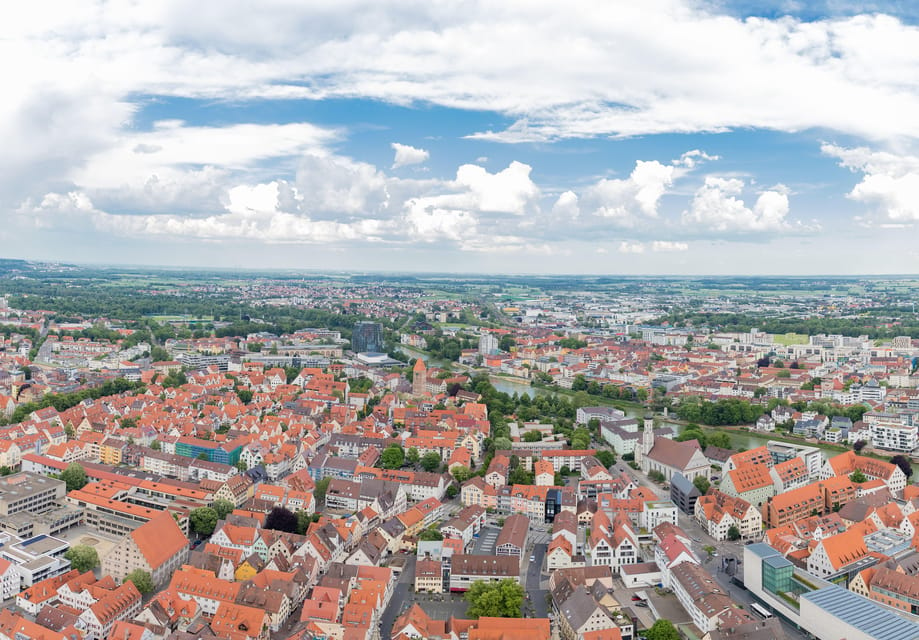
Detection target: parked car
<box><xmin>635</xmin><ymin>601</ymin><xmax>649</xmax><ymax>608</ymax></box>
<box><xmin>631</xmin><ymin>595</ymin><xmax>644</xmax><ymax>601</ymax></box>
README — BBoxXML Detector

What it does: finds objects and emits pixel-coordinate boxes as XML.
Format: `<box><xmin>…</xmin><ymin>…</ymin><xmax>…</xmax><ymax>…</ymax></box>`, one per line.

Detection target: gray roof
<box><xmin>670</xmin><ymin>472</ymin><xmax>697</xmax><ymax>495</ymax></box>
<box><xmin>801</xmin><ymin>585</ymin><xmax>919</xmax><ymax>640</ymax></box>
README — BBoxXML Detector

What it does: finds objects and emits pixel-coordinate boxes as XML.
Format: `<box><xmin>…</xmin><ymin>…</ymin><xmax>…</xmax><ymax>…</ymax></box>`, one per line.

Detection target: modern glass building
<box><xmin>352</xmin><ymin>321</ymin><xmax>384</xmax><ymax>354</ymax></box>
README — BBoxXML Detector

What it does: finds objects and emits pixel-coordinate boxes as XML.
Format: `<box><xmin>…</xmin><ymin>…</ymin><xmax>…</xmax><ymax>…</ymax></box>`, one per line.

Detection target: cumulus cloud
<box><xmin>823</xmin><ymin>144</ymin><xmax>919</xmax><ymax>223</ymax></box>
<box><xmin>682</xmin><ymin>177</ymin><xmax>812</xmax><ymax>233</ymax></box>
<box><xmin>581</xmin><ymin>161</ymin><xmax>675</xmax><ymax>226</ymax></box>
<box><xmin>391</xmin><ymin>142</ymin><xmax>429</xmax><ymax>169</ymax></box>
<box><xmin>619</xmin><ymin>241</ymin><xmax>646</xmax><ymax>254</ymax></box>
<box><xmin>551</xmin><ymin>191</ymin><xmax>580</xmax><ymax>218</ymax></box>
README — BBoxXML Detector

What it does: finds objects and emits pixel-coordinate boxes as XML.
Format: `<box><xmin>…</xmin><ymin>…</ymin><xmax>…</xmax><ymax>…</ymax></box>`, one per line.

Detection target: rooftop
<box><xmin>801</xmin><ymin>585</ymin><xmax>919</xmax><ymax>640</ymax></box>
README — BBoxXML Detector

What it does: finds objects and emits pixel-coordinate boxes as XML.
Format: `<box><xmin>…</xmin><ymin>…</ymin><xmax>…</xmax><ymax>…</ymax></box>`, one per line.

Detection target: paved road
<box><xmin>526</xmin><ymin>541</ymin><xmax>549</xmax><ymax>618</ymax></box>
<box><xmin>380</xmin><ymin>554</ymin><xmax>416</xmax><ymax>639</ymax></box>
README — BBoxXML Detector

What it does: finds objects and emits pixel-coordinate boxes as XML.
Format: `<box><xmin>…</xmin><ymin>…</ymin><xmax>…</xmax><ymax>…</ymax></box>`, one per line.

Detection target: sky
<box><xmin>5</xmin><ymin>0</ymin><xmax>919</xmax><ymax>275</ymax></box>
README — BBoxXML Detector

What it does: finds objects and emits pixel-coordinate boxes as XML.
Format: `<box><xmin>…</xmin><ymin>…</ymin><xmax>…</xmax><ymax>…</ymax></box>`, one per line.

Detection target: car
<box><xmin>631</xmin><ymin>595</ymin><xmax>644</xmax><ymax>601</ymax></box>
<box><xmin>529</xmin><ymin>555</ymin><xmax>536</xmax><ymax>562</ymax></box>
<box><xmin>635</xmin><ymin>601</ymin><xmax>649</xmax><ymax>607</ymax></box>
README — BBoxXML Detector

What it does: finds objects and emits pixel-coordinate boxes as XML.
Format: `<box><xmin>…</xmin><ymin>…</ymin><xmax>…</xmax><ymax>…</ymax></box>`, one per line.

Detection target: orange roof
<box><xmin>468</xmin><ymin>617</ymin><xmax>552</xmax><ymax>640</ymax></box>
<box><xmin>727</xmin><ymin>464</ymin><xmax>772</xmax><ymax>492</ymax></box>
<box><xmin>130</xmin><ymin>510</ymin><xmax>189</xmax><ymax>570</ymax></box>
<box><xmin>820</xmin><ymin>528</ymin><xmax>870</xmax><ymax>571</ymax></box>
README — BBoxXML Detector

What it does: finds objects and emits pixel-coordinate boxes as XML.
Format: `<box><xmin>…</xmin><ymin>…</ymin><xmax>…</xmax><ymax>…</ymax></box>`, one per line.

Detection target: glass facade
<box><xmin>763</xmin><ymin>555</ymin><xmax>794</xmax><ymax>595</ymax></box>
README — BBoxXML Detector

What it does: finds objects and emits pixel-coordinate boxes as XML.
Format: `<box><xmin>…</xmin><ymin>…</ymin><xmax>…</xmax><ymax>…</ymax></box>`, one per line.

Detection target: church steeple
<box><xmin>636</xmin><ymin>412</ymin><xmax>654</xmax><ymax>470</ymax></box>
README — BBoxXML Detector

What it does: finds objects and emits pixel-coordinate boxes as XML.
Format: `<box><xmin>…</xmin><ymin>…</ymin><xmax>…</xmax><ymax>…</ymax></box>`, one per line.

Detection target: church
<box><xmin>636</xmin><ymin>414</ymin><xmax>711</xmax><ymax>482</ymax></box>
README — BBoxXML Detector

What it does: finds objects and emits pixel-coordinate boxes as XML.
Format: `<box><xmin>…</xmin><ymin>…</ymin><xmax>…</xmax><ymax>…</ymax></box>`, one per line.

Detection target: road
<box><xmin>526</xmin><ymin>541</ymin><xmax>549</xmax><ymax>619</ymax></box>
<box><xmin>380</xmin><ymin>554</ymin><xmax>416</xmax><ymax>639</ymax></box>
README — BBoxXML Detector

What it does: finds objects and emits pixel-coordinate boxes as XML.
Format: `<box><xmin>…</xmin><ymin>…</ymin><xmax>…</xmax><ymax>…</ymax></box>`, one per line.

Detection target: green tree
<box><xmin>236</xmin><ymin>388</ymin><xmax>253</xmax><ymax>404</ymax></box>
<box><xmin>693</xmin><ymin>475</ymin><xmax>711</xmax><ymax>495</ymax></box>
<box><xmin>464</xmin><ymin>578</ymin><xmax>524</xmax><ymax>619</ymax></box>
<box><xmin>406</xmin><ymin>447</ymin><xmax>420</xmax><ymax>464</ymax></box>
<box><xmin>420</xmin><ymin>452</ymin><xmax>442</xmax><ymax>472</ymax></box>
<box><xmin>451</xmin><ymin>465</ymin><xmax>472</xmax><ymax>483</ymax></box>
<box><xmin>418</xmin><ymin>527</ymin><xmax>444</xmax><ymax>541</ymax></box>
<box><xmin>60</xmin><ymin>463</ymin><xmax>87</xmax><ymax>492</ymax></box>
<box><xmin>314</xmin><ymin>477</ymin><xmax>331</xmax><ymax>507</ymax></box>
<box><xmin>190</xmin><ymin>507</ymin><xmax>219</xmax><ymax>536</ymax></box>
<box><xmin>646</xmin><ymin>619</ymin><xmax>680</xmax><ymax>640</ymax></box>
<box><xmin>381</xmin><ymin>445</ymin><xmax>405</xmax><ymax>469</ymax></box>
<box><xmin>203</xmin><ymin>498</ymin><xmax>232</xmax><ymax>520</ymax></box>
<box><xmin>125</xmin><ymin>569</ymin><xmax>154</xmax><ymax>594</ymax></box>
<box><xmin>595</xmin><ymin>450</ymin><xmax>616</xmax><ymax>468</ymax></box>
<box><xmin>150</xmin><ymin>440</ymin><xmax>161</xmax><ymax>451</ymax></box>
<box><xmin>727</xmin><ymin>525</ymin><xmax>741</xmax><ymax>541</ymax></box>
<box><xmin>703</xmin><ymin>545</ymin><xmax>716</xmax><ymax>558</ymax></box>
<box><xmin>891</xmin><ymin>455</ymin><xmax>914</xmax><ymax>479</ymax></box>
<box><xmin>0</xmin><ymin>466</ymin><xmax>12</xmax><ymax>476</ymax></box>
<box><xmin>197</xmin><ymin>452</ymin><xmax>209</xmax><ymax>461</ymax></box>
<box><xmin>522</xmin><ymin>430</ymin><xmax>543</xmax><ymax>443</ymax></box>
<box><xmin>64</xmin><ymin>544</ymin><xmax>99</xmax><ymax>572</ymax></box>
<box><xmin>648</xmin><ymin>470</ymin><xmax>666</xmax><ymax>483</ymax></box>
<box><xmin>849</xmin><ymin>469</ymin><xmax>868</xmax><ymax>484</ymax></box>
<box><xmin>446</xmin><ymin>484</ymin><xmax>458</xmax><ymax>498</ymax></box>
<box><xmin>508</xmin><ymin>466</ymin><xmax>534</xmax><ymax>485</ymax></box>
<box><xmin>119</xmin><ymin>417</ymin><xmax>137</xmax><ymax>430</ymax></box>
<box><xmin>493</xmin><ymin>436</ymin><xmax>512</xmax><ymax>451</ymax></box>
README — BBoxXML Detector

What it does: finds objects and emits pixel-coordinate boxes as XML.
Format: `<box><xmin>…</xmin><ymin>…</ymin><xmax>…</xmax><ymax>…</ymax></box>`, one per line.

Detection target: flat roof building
<box><xmin>0</xmin><ymin>473</ymin><xmax>66</xmax><ymax>516</ymax></box>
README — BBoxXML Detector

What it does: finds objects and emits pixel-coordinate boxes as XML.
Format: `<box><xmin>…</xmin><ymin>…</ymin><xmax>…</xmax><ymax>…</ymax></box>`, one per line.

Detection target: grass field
<box><xmin>772</xmin><ymin>332</ymin><xmax>809</xmax><ymax>346</ymax></box>
<box><xmin>146</xmin><ymin>314</ymin><xmax>214</xmax><ymax>322</ymax></box>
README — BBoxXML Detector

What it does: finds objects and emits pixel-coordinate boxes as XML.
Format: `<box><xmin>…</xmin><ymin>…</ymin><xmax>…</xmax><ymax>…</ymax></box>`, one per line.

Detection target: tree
<box><xmin>645</xmin><ymin>619</ymin><xmax>680</xmax><ymax>640</ymax></box>
<box><xmin>707</xmin><ymin>432</ymin><xmax>732</xmax><ymax>449</ymax></box>
<box><xmin>493</xmin><ymin>437</ymin><xmax>512</xmax><ymax>451</ymax></box>
<box><xmin>314</xmin><ymin>477</ymin><xmax>330</xmax><ymax>507</ymax></box>
<box><xmin>380</xmin><ymin>445</ymin><xmax>405</xmax><ymax>469</ymax></box>
<box><xmin>406</xmin><ymin>447</ymin><xmax>420</xmax><ymax>464</ymax></box>
<box><xmin>420</xmin><ymin>451</ymin><xmax>442</xmax><ymax>472</ymax></box>
<box><xmin>265</xmin><ymin>506</ymin><xmax>298</xmax><ymax>533</ymax></box>
<box><xmin>853</xmin><ymin>439</ymin><xmax>867</xmax><ymax>453</ymax></box>
<box><xmin>212</xmin><ymin>498</ymin><xmax>235</xmax><ymax>520</ymax></box>
<box><xmin>59</xmin><ymin>463</ymin><xmax>87</xmax><ymax>492</ymax></box>
<box><xmin>498</xmin><ymin>335</ymin><xmax>516</xmax><ymax>352</ymax></box>
<box><xmin>891</xmin><ymin>454</ymin><xmax>914</xmax><ymax>479</ymax></box>
<box><xmin>64</xmin><ymin>545</ymin><xmax>99</xmax><ymax>572</ymax></box>
<box><xmin>451</xmin><ymin>465</ymin><xmax>472</xmax><ymax>483</ymax></box>
<box><xmin>703</xmin><ymin>545</ymin><xmax>716</xmax><ymax>558</ymax></box>
<box><xmin>236</xmin><ymin>388</ymin><xmax>253</xmax><ymax>404</ymax></box>
<box><xmin>125</xmin><ymin>569</ymin><xmax>153</xmax><ymax>594</ymax></box>
<box><xmin>693</xmin><ymin>475</ymin><xmax>711</xmax><ymax>495</ymax></box>
<box><xmin>190</xmin><ymin>507</ymin><xmax>219</xmax><ymax>536</ymax></box>
<box><xmin>150</xmin><ymin>440</ymin><xmax>162</xmax><ymax>451</ymax></box>
<box><xmin>595</xmin><ymin>450</ymin><xmax>616</xmax><ymax>468</ymax></box>
<box><xmin>849</xmin><ymin>469</ymin><xmax>867</xmax><ymax>484</ymax></box>
<box><xmin>0</xmin><ymin>466</ymin><xmax>12</xmax><ymax>476</ymax></box>
<box><xmin>727</xmin><ymin>525</ymin><xmax>741</xmax><ymax>541</ymax></box>
<box><xmin>464</xmin><ymin>578</ymin><xmax>524</xmax><ymax>619</ymax></box>
<box><xmin>508</xmin><ymin>466</ymin><xmax>534</xmax><ymax>485</ymax></box>
<box><xmin>522</xmin><ymin>430</ymin><xmax>543</xmax><ymax>443</ymax></box>
<box><xmin>648</xmin><ymin>470</ymin><xmax>666</xmax><ymax>483</ymax></box>
<box><xmin>418</xmin><ymin>527</ymin><xmax>444</xmax><ymax>541</ymax></box>
<box><xmin>446</xmin><ymin>484</ymin><xmax>458</xmax><ymax>498</ymax></box>
<box><xmin>119</xmin><ymin>417</ymin><xmax>137</xmax><ymax>430</ymax></box>
<box><xmin>197</xmin><ymin>452</ymin><xmax>209</xmax><ymax>460</ymax></box>
<box><xmin>296</xmin><ymin>510</ymin><xmax>315</xmax><ymax>535</ymax></box>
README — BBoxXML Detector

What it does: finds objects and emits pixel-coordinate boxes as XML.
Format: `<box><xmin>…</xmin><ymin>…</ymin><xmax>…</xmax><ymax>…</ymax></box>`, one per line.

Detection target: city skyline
<box><xmin>6</xmin><ymin>1</ymin><xmax>919</xmax><ymax>274</ymax></box>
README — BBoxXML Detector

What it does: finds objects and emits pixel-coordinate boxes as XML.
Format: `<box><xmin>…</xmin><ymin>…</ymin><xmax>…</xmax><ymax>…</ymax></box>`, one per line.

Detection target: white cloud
<box><xmin>682</xmin><ymin>177</ymin><xmax>811</xmax><ymax>233</ymax></box>
<box><xmin>651</xmin><ymin>240</ymin><xmax>688</xmax><ymax>252</ymax></box>
<box><xmin>617</xmin><ymin>240</ymin><xmax>689</xmax><ymax>253</ymax></box>
<box><xmin>582</xmin><ymin>161</ymin><xmax>675</xmax><ymax>225</ymax></box>
<box><xmin>823</xmin><ymin>143</ymin><xmax>919</xmax><ymax>223</ymax></box>
<box><xmin>391</xmin><ymin>142</ymin><xmax>429</xmax><ymax>169</ymax></box>
<box><xmin>551</xmin><ymin>191</ymin><xmax>580</xmax><ymax>218</ymax></box>
<box><xmin>675</xmin><ymin>150</ymin><xmax>720</xmax><ymax>168</ymax></box>
<box><xmin>619</xmin><ymin>241</ymin><xmax>646</xmax><ymax>254</ymax></box>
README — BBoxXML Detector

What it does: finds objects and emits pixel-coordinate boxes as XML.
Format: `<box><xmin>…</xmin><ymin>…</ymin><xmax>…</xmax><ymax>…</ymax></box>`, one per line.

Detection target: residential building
<box><xmin>101</xmin><ymin>510</ymin><xmax>189</xmax><ymax>587</ymax></box>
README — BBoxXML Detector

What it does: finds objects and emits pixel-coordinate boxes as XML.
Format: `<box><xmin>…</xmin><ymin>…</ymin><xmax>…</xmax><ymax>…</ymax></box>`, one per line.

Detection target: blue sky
<box><xmin>5</xmin><ymin>0</ymin><xmax>919</xmax><ymax>274</ymax></box>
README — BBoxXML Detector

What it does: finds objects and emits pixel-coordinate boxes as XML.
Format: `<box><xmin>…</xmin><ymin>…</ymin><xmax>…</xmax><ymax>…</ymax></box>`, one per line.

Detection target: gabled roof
<box><xmin>130</xmin><ymin>510</ymin><xmax>188</xmax><ymax>570</ymax></box>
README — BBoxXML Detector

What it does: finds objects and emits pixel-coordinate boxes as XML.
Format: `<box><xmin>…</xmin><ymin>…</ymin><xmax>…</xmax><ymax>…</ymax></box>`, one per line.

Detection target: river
<box><xmin>401</xmin><ymin>348</ymin><xmax>916</xmax><ymax>471</ymax></box>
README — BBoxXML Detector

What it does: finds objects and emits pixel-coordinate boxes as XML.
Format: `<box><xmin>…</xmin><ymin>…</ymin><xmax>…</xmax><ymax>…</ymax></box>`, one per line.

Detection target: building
<box><xmin>720</xmin><ymin>464</ymin><xmax>775</xmax><ymax>508</ymax></box>
<box><xmin>636</xmin><ymin>418</ymin><xmax>710</xmax><ymax>481</ymax></box>
<box><xmin>478</xmin><ymin>333</ymin><xmax>499</xmax><ymax>356</ymax></box>
<box><xmin>414</xmin><ymin>559</ymin><xmax>443</xmax><ymax>593</ymax></box>
<box><xmin>412</xmin><ymin>358</ymin><xmax>428</xmax><ymax>397</ymax></box>
<box><xmin>101</xmin><ymin>510</ymin><xmax>189</xmax><ymax>587</ymax></box>
<box><xmin>0</xmin><ymin>473</ymin><xmax>67</xmax><ymax>516</ymax></box>
<box><xmin>448</xmin><ymin>555</ymin><xmax>519</xmax><ymax>591</ymax></box>
<box><xmin>669</xmin><ymin>472</ymin><xmax>701</xmax><ymax>515</ymax></box>
<box><xmin>352</xmin><ymin>321</ymin><xmax>384</xmax><ymax>354</ymax></box>
<box><xmin>670</xmin><ymin>561</ymin><xmax>752</xmax><ymax>633</ymax></box>
<box><xmin>695</xmin><ymin>490</ymin><xmax>762</xmax><ymax>541</ymax></box>
<box><xmin>495</xmin><ymin>514</ymin><xmax>529</xmax><ymax>558</ymax></box>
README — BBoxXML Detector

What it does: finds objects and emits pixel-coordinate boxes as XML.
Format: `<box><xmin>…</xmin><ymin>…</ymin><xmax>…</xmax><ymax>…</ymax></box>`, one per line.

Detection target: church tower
<box><xmin>412</xmin><ymin>358</ymin><xmax>428</xmax><ymax>397</ymax></box>
<box><xmin>637</xmin><ymin>412</ymin><xmax>655</xmax><ymax>472</ymax></box>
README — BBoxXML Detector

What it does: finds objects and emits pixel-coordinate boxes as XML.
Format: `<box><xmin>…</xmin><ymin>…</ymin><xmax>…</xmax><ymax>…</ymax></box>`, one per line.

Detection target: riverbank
<box><xmin>488</xmin><ymin>374</ymin><xmax>532</xmax><ymax>386</ymax></box>
<box><xmin>530</xmin><ymin>382</ymin><xmax>648</xmax><ymax>412</ymax></box>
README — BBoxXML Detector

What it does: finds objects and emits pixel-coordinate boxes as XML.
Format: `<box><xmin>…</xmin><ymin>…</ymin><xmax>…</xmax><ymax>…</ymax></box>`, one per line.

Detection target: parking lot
<box><xmin>473</xmin><ymin>525</ymin><xmax>499</xmax><ymax>554</ymax></box>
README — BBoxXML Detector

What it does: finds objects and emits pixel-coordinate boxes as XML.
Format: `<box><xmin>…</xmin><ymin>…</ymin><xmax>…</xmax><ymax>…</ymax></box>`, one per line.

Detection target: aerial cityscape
<box><xmin>6</xmin><ymin>2</ymin><xmax>919</xmax><ymax>640</ymax></box>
